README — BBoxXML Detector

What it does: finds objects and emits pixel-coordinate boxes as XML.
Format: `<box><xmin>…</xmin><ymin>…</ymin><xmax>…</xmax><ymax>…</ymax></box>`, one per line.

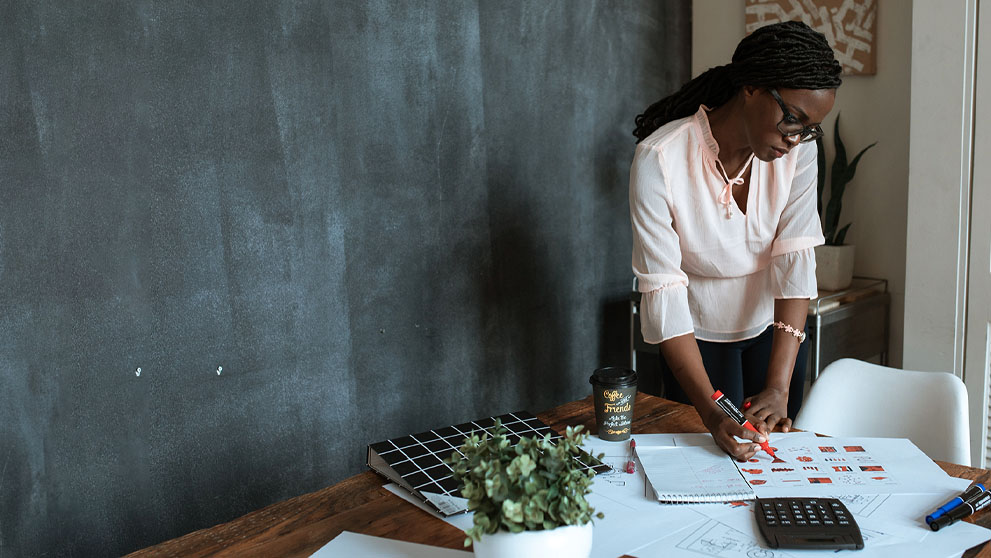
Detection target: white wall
<box><xmin>692</xmin><ymin>0</ymin><xmax>912</xmax><ymax>367</ymax></box>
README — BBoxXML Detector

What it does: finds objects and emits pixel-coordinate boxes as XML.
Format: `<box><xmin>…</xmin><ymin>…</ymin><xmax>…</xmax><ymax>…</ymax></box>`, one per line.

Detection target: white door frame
<box><xmin>967</xmin><ymin>0</ymin><xmax>991</xmax><ymax>467</ymax></box>
<box><xmin>905</xmin><ymin>0</ymin><xmax>981</xmax><ymax>464</ymax></box>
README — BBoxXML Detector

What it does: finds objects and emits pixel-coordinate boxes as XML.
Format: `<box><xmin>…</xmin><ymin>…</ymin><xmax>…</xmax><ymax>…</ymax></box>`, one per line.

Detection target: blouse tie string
<box><xmin>713</xmin><ymin>153</ymin><xmax>755</xmax><ymax>219</ymax></box>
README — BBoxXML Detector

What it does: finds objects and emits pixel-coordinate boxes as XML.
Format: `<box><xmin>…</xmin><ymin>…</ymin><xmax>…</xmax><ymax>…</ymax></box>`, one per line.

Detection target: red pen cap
<box><xmin>711</xmin><ymin>390</ymin><xmax>724</xmax><ymax>401</ymax></box>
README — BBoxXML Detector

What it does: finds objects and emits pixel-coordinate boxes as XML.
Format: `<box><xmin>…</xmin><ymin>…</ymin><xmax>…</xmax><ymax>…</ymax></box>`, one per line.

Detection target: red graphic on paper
<box><xmin>860</xmin><ymin>465</ymin><xmax>884</xmax><ymax>472</ymax></box>
<box><xmin>832</xmin><ymin>466</ymin><xmax>853</xmax><ymax>472</ymax></box>
<box><xmin>796</xmin><ymin>456</ymin><xmax>813</xmax><ymax>462</ymax></box>
<box><xmin>844</xmin><ymin>446</ymin><xmax>866</xmax><ymax>452</ymax></box>
<box><xmin>751</xmin><ymin>479</ymin><xmax>767</xmax><ymax>485</ymax></box>
<box><xmin>749</xmin><ymin>458</ymin><xmax>759</xmax><ymax>463</ymax></box>
<box><xmin>771</xmin><ymin>468</ymin><xmax>795</xmax><ymax>472</ymax></box>
<box><xmin>802</xmin><ymin>466</ymin><xmax>819</xmax><ymax>471</ymax></box>
<box><xmin>771</xmin><ymin>456</ymin><xmax>787</xmax><ymax>464</ymax></box>
<box><xmin>742</xmin><ymin>468</ymin><xmax>763</xmax><ymax>474</ymax></box>
<box><xmin>871</xmin><ymin>476</ymin><xmax>889</xmax><ymax>481</ymax></box>
<box><xmin>727</xmin><ymin>501</ymin><xmax>750</xmax><ymax>508</ymax></box>
<box><xmin>824</xmin><ymin>457</ymin><xmax>847</xmax><ymax>462</ymax></box>
<box><xmin>818</xmin><ymin>446</ymin><xmax>837</xmax><ymax>453</ymax></box>
<box><xmin>808</xmin><ymin>477</ymin><xmax>833</xmax><ymax>484</ymax></box>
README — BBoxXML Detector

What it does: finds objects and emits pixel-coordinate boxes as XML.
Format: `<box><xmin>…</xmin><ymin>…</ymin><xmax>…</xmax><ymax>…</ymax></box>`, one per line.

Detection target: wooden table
<box><xmin>128</xmin><ymin>393</ymin><xmax>991</xmax><ymax>557</ymax></box>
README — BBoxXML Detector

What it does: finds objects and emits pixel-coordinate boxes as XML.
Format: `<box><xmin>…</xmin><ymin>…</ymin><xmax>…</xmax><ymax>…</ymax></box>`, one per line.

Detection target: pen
<box><xmin>926</xmin><ymin>483</ymin><xmax>985</xmax><ymax>524</ymax></box>
<box><xmin>626</xmin><ymin>438</ymin><xmax>636</xmax><ymax>474</ymax></box>
<box><xmin>930</xmin><ymin>488</ymin><xmax>991</xmax><ymax>531</ymax></box>
<box><xmin>711</xmin><ymin>390</ymin><xmax>776</xmax><ymax>458</ymax></box>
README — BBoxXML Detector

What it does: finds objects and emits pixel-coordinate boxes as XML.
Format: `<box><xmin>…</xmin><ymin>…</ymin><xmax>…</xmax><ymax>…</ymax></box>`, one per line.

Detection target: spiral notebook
<box><xmin>634</xmin><ymin>444</ymin><xmax>755</xmax><ymax>503</ymax></box>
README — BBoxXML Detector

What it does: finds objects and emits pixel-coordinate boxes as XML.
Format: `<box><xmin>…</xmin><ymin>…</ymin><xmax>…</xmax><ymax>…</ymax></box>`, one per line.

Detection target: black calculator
<box><xmin>755</xmin><ymin>497</ymin><xmax>864</xmax><ymax>550</ymax></box>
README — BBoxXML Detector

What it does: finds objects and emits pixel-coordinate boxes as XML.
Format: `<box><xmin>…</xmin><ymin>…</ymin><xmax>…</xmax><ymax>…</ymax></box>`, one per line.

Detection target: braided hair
<box><xmin>633</xmin><ymin>21</ymin><xmax>842</xmax><ymax>143</ymax></box>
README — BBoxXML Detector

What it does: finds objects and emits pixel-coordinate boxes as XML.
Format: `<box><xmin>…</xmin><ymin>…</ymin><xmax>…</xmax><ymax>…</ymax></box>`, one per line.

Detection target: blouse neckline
<box><xmin>693</xmin><ymin>105</ymin><xmax>756</xmax><ymax>219</ymax></box>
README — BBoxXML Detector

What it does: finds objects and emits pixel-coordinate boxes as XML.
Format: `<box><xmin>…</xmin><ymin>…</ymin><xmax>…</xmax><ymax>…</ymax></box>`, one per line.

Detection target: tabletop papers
<box><xmin>376</xmin><ymin>432</ymin><xmax>990</xmax><ymax>558</ymax></box>
<box><xmin>310</xmin><ymin>531</ymin><xmax>470</xmax><ymax>557</ymax></box>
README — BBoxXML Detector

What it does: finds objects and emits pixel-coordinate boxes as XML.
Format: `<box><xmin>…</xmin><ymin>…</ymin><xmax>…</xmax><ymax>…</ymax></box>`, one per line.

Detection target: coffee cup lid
<box><xmin>589</xmin><ymin>366</ymin><xmax>638</xmax><ymax>386</ymax></box>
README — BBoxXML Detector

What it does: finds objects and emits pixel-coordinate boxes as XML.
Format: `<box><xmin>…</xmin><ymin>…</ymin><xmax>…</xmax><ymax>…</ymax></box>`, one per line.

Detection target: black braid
<box><xmin>633</xmin><ymin>21</ymin><xmax>842</xmax><ymax>143</ymax></box>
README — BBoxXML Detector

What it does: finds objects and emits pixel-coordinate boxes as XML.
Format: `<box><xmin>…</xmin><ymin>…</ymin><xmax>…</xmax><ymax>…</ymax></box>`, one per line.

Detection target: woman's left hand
<box><xmin>743</xmin><ymin>388</ymin><xmax>791</xmax><ymax>432</ymax></box>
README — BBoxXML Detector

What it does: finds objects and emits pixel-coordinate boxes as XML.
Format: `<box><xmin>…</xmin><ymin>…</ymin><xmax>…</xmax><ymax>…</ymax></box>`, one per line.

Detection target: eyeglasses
<box><xmin>768</xmin><ymin>88</ymin><xmax>823</xmax><ymax>143</ymax></box>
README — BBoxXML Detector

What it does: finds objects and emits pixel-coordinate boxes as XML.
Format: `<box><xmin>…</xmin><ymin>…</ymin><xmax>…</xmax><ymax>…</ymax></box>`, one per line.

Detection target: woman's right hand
<box><xmin>700</xmin><ymin>406</ymin><xmax>765</xmax><ymax>462</ymax></box>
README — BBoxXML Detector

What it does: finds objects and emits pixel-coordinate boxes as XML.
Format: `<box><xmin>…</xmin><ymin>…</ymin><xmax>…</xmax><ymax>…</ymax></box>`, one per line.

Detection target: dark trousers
<box><xmin>659</xmin><ymin>325</ymin><xmax>809</xmax><ymax>419</ymax></box>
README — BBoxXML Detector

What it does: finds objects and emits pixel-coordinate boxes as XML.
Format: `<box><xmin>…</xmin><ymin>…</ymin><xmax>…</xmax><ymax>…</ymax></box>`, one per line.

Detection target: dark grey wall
<box><xmin>0</xmin><ymin>1</ymin><xmax>690</xmax><ymax>555</ymax></box>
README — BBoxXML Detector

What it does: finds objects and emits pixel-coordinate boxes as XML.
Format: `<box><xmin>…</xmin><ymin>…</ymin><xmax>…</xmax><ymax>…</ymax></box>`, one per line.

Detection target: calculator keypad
<box><xmin>755</xmin><ymin>498</ymin><xmax>864</xmax><ymax>550</ymax></box>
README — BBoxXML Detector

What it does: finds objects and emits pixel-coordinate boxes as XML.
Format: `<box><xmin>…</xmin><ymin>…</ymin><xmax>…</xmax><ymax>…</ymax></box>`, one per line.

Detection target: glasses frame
<box><xmin>768</xmin><ymin>88</ymin><xmax>823</xmax><ymax>144</ymax></box>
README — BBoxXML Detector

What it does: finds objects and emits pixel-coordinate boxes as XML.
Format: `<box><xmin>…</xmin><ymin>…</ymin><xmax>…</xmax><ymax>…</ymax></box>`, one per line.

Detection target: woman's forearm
<box><xmin>766</xmin><ymin>298</ymin><xmax>810</xmax><ymax>391</ymax></box>
<box><xmin>658</xmin><ymin>333</ymin><xmax>718</xmax><ymax>417</ymax></box>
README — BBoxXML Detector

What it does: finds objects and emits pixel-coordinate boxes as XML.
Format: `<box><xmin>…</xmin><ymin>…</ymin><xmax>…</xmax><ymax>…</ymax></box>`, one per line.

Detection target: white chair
<box><xmin>793</xmin><ymin>358</ymin><xmax>971</xmax><ymax>466</ymax></box>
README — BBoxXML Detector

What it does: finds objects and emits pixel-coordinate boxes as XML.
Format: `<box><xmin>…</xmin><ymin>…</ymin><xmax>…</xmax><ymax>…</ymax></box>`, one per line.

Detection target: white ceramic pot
<box><xmin>815</xmin><ymin>244</ymin><xmax>856</xmax><ymax>291</ymax></box>
<box><xmin>472</xmin><ymin>523</ymin><xmax>593</xmax><ymax>558</ymax></box>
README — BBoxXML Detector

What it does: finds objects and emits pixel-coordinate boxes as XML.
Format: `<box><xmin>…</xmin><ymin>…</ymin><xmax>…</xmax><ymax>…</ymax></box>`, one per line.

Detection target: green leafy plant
<box><xmin>446</xmin><ymin>422</ymin><xmax>604</xmax><ymax>546</ymax></box>
<box><xmin>816</xmin><ymin>114</ymin><xmax>877</xmax><ymax>245</ymax></box>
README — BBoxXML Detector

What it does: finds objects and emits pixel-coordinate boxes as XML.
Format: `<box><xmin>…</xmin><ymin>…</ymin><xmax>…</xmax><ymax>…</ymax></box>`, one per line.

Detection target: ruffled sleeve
<box><xmin>630</xmin><ymin>143</ymin><xmax>694</xmax><ymax>343</ymax></box>
<box><xmin>769</xmin><ymin>142</ymin><xmax>824</xmax><ymax>299</ymax></box>
<box><xmin>771</xmin><ymin>247</ymin><xmax>818</xmax><ymax>299</ymax></box>
<box><xmin>770</xmin><ymin>142</ymin><xmax>826</xmax><ymax>257</ymax></box>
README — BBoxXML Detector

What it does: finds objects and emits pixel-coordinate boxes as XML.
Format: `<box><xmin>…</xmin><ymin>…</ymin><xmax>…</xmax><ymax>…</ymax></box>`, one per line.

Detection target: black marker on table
<box><xmin>930</xmin><ymin>488</ymin><xmax>991</xmax><ymax>531</ymax></box>
<box><xmin>926</xmin><ymin>483</ymin><xmax>985</xmax><ymax>524</ymax></box>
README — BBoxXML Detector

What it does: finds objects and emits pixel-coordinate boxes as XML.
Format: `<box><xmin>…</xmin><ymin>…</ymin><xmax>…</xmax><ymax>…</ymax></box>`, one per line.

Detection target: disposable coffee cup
<box><xmin>589</xmin><ymin>367</ymin><xmax>638</xmax><ymax>441</ymax></box>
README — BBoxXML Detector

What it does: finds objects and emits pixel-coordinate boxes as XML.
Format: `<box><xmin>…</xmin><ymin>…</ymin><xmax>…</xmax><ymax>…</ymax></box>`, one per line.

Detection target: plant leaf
<box><xmin>823</xmin><ymin>113</ymin><xmax>876</xmax><ymax>246</ymax></box>
<box><xmin>843</xmin><ymin>142</ymin><xmax>878</xmax><ymax>184</ymax></box>
<box><xmin>835</xmin><ymin>223</ymin><xmax>851</xmax><ymax>246</ymax></box>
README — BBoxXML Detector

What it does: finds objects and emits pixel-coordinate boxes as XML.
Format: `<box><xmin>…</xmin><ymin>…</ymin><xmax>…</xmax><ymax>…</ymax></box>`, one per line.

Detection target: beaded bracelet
<box><xmin>772</xmin><ymin>321</ymin><xmax>807</xmax><ymax>343</ymax></box>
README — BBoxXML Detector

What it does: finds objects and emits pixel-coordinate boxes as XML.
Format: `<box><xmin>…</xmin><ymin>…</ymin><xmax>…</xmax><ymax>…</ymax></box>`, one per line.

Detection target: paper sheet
<box><xmin>379</xmin><ymin>433</ymin><xmax>989</xmax><ymax>558</ymax></box>
<box><xmin>384</xmin><ymin>484</ymin><xmax>475</xmax><ymax>532</ymax></box>
<box><xmin>631</xmin><ymin>498</ymin><xmax>990</xmax><ymax>558</ymax></box>
<box><xmin>310</xmin><ymin>531</ymin><xmax>471</xmax><ymax>557</ymax></box>
<box><xmin>738</xmin><ymin>437</ymin><xmax>964</xmax><ymax>497</ymax></box>
<box><xmin>637</xmin><ymin>445</ymin><xmax>754</xmax><ymax>499</ymax></box>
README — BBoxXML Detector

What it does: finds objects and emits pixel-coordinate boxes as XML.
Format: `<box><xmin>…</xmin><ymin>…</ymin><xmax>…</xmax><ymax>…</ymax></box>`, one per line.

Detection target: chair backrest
<box><xmin>793</xmin><ymin>358</ymin><xmax>971</xmax><ymax>466</ymax></box>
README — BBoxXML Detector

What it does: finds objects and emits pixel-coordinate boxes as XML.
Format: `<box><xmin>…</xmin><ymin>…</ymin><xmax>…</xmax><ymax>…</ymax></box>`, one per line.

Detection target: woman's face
<box><xmin>742</xmin><ymin>86</ymin><xmax>836</xmax><ymax>162</ymax></box>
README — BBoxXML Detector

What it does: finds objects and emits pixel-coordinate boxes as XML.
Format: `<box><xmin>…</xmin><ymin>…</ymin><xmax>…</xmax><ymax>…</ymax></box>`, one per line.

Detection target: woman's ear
<box><xmin>741</xmin><ymin>85</ymin><xmax>761</xmax><ymax>98</ymax></box>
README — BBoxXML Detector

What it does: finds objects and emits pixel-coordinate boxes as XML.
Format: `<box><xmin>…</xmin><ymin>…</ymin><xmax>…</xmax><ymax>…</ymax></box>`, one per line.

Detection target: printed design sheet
<box><xmin>731</xmin><ymin>437</ymin><xmax>962</xmax><ymax>497</ymax></box>
<box><xmin>736</xmin><ymin>441</ymin><xmax>895</xmax><ymax>489</ymax></box>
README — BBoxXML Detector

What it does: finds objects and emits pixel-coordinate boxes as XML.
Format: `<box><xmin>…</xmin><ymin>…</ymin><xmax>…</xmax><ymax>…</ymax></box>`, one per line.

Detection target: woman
<box><xmin>629</xmin><ymin>21</ymin><xmax>841</xmax><ymax>461</ymax></box>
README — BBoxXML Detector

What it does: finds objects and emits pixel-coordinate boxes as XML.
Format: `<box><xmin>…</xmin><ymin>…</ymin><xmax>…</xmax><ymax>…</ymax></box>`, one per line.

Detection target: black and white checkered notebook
<box><xmin>366</xmin><ymin>410</ymin><xmax>610</xmax><ymax>516</ymax></box>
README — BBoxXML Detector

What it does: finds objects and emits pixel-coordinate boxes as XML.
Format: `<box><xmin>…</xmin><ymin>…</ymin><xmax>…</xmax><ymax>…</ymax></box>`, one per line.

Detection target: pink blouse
<box><xmin>630</xmin><ymin>106</ymin><xmax>824</xmax><ymax>343</ymax></box>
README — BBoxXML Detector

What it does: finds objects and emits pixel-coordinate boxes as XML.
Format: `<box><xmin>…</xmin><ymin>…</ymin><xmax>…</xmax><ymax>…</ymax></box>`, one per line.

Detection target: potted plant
<box><xmin>815</xmin><ymin>114</ymin><xmax>876</xmax><ymax>290</ymax></box>
<box><xmin>446</xmin><ymin>422</ymin><xmax>604</xmax><ymax>558</ymax></box>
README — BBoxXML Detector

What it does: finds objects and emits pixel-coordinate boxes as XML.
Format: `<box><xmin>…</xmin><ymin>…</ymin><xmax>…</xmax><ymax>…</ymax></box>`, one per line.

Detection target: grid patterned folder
<box><xmin>366</xmin><ymin>410</ymin><xmax>611</xmax><ymax>516</ymax></box>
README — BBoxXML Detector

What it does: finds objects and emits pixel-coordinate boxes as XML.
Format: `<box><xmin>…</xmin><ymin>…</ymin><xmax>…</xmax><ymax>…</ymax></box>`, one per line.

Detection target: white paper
<box><xmin>631</xmin><ymin>499</ymin><xmax>990</xmax><ymax>558</ymax></box>
<box><xmin>310</xmin><ymin>531</ymin><xmax>471</xmax><ymax>557</ymax></box>
<box><xmin>738</xmin><ymin>437</ymin><xmax>964</xmax><ymax>497</ymax></box>
<box><xmin>585</xmin><ymin>490</ymin><xmax>708</xmax><ymax>557</ymax></box>
<box><xmin>377</xmin><ymin>434</ymin><xmax>990</xmax><ymax>558</ymax></box>
<box><xmin>423</xmin><ymin>492</ymin><xmax>469</xmax><ymax>516</ymax></box>
<box><xmin>671</xmin><ymin>431</ymin><xmax>819</xmax><ymax>447</ymax></box>
<box><xmin>637</xmin><ymin>445</ymin><xmax>753</xmax><ymax>500</ymax></box>
<box><xmin>383</xmin><ymin>484</ymin><xmax>475</xmax><ymax>532</ymax></box>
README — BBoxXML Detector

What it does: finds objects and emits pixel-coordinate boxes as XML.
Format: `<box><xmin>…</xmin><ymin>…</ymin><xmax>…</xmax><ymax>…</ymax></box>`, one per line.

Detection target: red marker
<box><xmin>742</xmin><ymin>401</ymin><xmax>752</xmax><ymax>411</ymax></box>
<box><xmin>711</xmin><ymin>390</ymin><xmax>776</xmax><ymax>458</ymax></box>
<box><xmin>626</xmin><ymin>438</ymin><xmax>637</xmax><ymax>474</ymax></box>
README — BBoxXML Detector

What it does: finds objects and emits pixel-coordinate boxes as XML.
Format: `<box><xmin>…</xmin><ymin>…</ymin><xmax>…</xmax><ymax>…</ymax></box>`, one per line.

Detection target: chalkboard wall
<box><xmin>0</xmin><ymin>1</ymin><xmax>690</xmax><ymax>555</ymax></box>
